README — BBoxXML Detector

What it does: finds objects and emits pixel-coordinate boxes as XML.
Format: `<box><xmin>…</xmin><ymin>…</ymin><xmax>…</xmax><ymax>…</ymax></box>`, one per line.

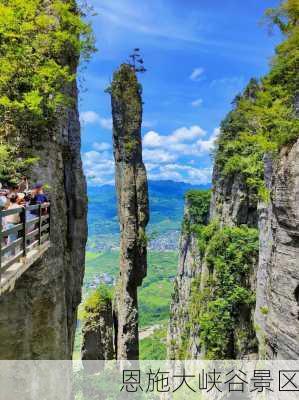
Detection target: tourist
<box><xmin>4</xmin><ymin>194</ymin><xmax>22</xmax><ymax>256</ymax></box>
<box><xmin>0</xmin><ymin>196</ymin><xmax>9</xmax><ymax>252</ymax></box>
<box><xmin>0</xmin><ymin>195</ymin><xmax>9</xmax><ymax>230</ymax></box>
<box><xmin>17</xmin><ymin>193</ymin><xmax>25</xmax><ymax>206</ymax></box>
<box><xmin>29</xmin><ymin>183</ymin><xmax>48</xmax><ymax>216</ymax></box>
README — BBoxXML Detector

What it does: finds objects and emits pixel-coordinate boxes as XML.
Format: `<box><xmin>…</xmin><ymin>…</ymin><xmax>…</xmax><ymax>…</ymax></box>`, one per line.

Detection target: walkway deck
<box><xmin>0</xmin><ymin>203</ymin><xmax>50</xmax><ymax>295</ymax></box>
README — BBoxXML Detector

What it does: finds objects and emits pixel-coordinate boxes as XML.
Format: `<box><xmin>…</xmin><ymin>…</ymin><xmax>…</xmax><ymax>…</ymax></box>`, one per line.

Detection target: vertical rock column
<box><xmin>0</xmin><ymin>78</ymin><xmax>87</xmax><ymax>359</ymax></box>
<box><xmin>110</xmin><ymin>64</ymin><xmax>149</xmax><ymax>360</ymax></box>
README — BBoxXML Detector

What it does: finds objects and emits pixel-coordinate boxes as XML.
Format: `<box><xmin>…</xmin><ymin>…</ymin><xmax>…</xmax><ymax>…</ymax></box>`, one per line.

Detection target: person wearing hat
<box><xmin>29</xmin><ymin>183</ymin><xmax>48</xmax><ymax>216</ymax></box>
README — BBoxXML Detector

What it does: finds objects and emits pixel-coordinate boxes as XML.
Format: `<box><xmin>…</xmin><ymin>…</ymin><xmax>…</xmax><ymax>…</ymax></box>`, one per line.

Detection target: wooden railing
<box><xmin>0</xmin><ymin>203</ymin><xmax>50</xmax><ymax>280</ymax></box>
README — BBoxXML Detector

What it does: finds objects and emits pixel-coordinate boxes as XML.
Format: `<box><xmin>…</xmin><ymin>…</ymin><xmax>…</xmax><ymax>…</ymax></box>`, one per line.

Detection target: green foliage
<box><xmin>0</xmin><ymin>0</ymin><xmax>95</xmax><ymax>181</ymax></box>
<box><xmin>138</xmin><ymin>227</ymin><xmax>148</xmax><ymax>247</ymax></box>
<box><xmin>138</xmin><ymin>251</ymin><xmax>178</xmax><ymax>327</ymax></box>
<box><xmin>0</xmin><ymin>0</ymin><xmax>95</xmax><ymax>124</ymax></box>
<box><xmin>215</xmin><ymin>0</ymin><xmax>299</xmax><ymax>198</ymax></box>
<box><xmin>74</xmin><ymin>250</ymin><xmax>178</xmax><ymax>359</ymax></box>
<box><xmin>109</xmin><ymin>64</ymin><xmax>143</xmax><ymax>157</ymax></box>
<box><xmin>139</xmin><ymin>326</ymin><xmax>167</xmax><ymax>360</ymax></box>
<box><xmin>183</xmin><ymin>189</ymin><xmax>211</xmax><ymax>233</ymax></box>
<box><xmin>196</xmin><ymin>219</ymin><xmax>219</xmax><ymax>256</ymax></box>
<box><xmin>80</xmin><ymin>284</ymin><xmax>112</xmax><ymax>321</ymax></box>
<box><xmin>188</xmin><ymin>225</ymin><xmax>258</xmax><ymax>359</ymax></box>
<box><xmin>260</xmin><ymin>306</ymin><xmax>269</xmax><ymax>315</ymax></box>
<box><xmin>0</xmin><ymin>144</ymin><xmax>38</xmax><ymax>185</ymax></box>
<box><xmin>81</xmin><ymin>251</ymin><xmax>178</xmax><ymax>329</ymax></box>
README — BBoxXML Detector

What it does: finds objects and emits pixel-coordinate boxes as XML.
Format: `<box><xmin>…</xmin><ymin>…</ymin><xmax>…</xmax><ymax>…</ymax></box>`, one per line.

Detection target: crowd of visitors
<box><xmin>0</xmin><ymin>178</ymin><xmax>49</xmax><ymax>259</ymax></box>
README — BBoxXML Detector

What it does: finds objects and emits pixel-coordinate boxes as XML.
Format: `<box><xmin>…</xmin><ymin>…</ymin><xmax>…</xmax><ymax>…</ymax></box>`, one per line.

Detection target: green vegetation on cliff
<box><xmin>80</xmin><ymin>284</ymin><xmax>112</xmax><ymax>321</ymax></box>
<box><xmin>74</xmin><ymin>250</ymin><xmax>178</xmax><ymax>359</ymax></box>
<box><xmin>82</xmin><ymin>250</ymin><xmax>178</xmax><ymax>327</ymax></box>
<box><xmin>215</xmin><ymin>0</ymin><xmax>299</xmax><ymax>199</ymax></box>
<box><xmin>183</xmin><ymin>189</ymin><xmax>211</xmax><ymax>233</ymax></box>
<box><xmin>191</xmin><ymin>224</ymin><xmax>258</xmax><ymax>359</ymax></box>
<box><xmin>0</xmin><ymin>0</ymin><xmax>95</xmax><ymax>182</ymax></box>
<box><xmin>171</xmin><ymin>187</ymin><xmax>259</xmax><ymax>359</ymax></box>
<box><xmin>140</xmin><ymin>326</ymin><xmax>167</xmax><ymax>360</ymax></box>
<box><xmin>0</xmin><ymin>0</ymin><xmax>95</xmax><ymax>127</ymax></box>
<box><xmin>174</xmin><ymin>0</ymin><xmax>298</xmax><ymax>361</ymax></box>
<box><xmin>0</xmin><ymin>144</ymin><xmax>38</xmax><ymax>185</ymax></box>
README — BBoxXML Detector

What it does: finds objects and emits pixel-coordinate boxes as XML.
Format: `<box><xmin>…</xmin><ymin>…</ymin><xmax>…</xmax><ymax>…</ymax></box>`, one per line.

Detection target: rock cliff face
<box><xmin>255</xmin><ymin>138</ymin><xmax>299</xmax><ymax>359</ymax></box>
<box><xmin>168</xmin><ymin>170</ymin><xmax>258</xmax><ymax>359</ymax></box>
<box><xmin>110</xmin><ymin>64</ymin><xmax>149</xmax><ymax>360</ymax></box>
<box><xmin>0</xmin><ymin>78</ymin><xmax>87</xmax><ymax>359</ymax></box>
<box><xmin>210</xmin><ymin>164</ymin><xmax>258</xmax><ymax>228</ymax></box>
<box><xmin>168</xmin><ymin>200</ymin><xmax>202</xmax><ymax>359</ymax></box>
<box><xmin>81</xmin><ymin>298</ymin><xmax>114</xmax><ymax>362</ymax></box>
<box><xmin>168</xmin><ymin>122</ymin><xmax>299</xmax><ymax>361</ymax></box>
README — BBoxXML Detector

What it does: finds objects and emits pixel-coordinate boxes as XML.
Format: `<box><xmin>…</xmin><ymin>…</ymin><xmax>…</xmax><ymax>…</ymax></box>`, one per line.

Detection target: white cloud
<box><xmin>143</xmin><ymin>126</ymin><xmax>205</xmax><ymax>149</ymax></box>
<box><xmin>80</xmin><ymin>111</ymin><xmax>99</xmax><ymax>124</ymax></box>
<box><xmin>190</xmin><ymin>68</ymin><xmax>204</xmax><ymax>81</ymax></box>
<box><xmin>82</xmin><ymin>150</ymin><xmax>115</xmax><ymax>186</ymax></box>
<box><xmin>142</xmin><ymin>125</ymin><xmax>218</xmax><ymax>162</ymax></box>
<box><xmin>171</xmin><ymin>126</ymin><xmax>205</xmax><ymax>142</ymax></box>
<box><xmin>99</xmin><ymin>117</ymin><xmax>113</xmax><ymax>130</ymax></box>
<box><xmin>143</xmin><ymin>131</ymin><xmax>163</xmax><ymax>147</ymax></box>
<box><xmin>148</xmin><ymin>163</ymin><xmax>212</xmax><ymax>185</ymax></box>
<box><xmin>191</xmin><ymin>98</ymin><xmax>203</xmax><ymax>107</ymax></box>
<box><xmin>196</xmin><ymin>127</ymin><xmax>220</xmax><ymax>153</ymax></box>
<box><xmin>93</xmin><ymin>142</ymin><xmax>111</xmax><ymax>151</ymax></box>
<box><xmin>82</xmin><ymin>125</ymin><xmax>219</xmax><ymax>186</ymax></box>
<box><xmin>80</xmin><ymin>111</ymin><xmax>112</xmax><ymax>130</ymax></box>
<box><xmin>143</xmin><ymin>149</ymin><xmax>176</xmax><ymax>163</ymax></box>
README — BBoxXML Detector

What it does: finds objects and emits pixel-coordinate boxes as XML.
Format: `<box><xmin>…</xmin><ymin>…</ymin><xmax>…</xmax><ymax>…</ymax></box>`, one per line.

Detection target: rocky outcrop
<box><xmin>81</xmin><ymin>297</ymin><xmax>114</xmax><ymax>363</ymax></box>
<box><xmin>210</xmin><ymin>163</ymin><xmax>258</xmax><ymax>228</ymax></box>
<box><xmin>168</xmin><ymin>201</ymin><xmax>202</xmax><ymax>359</ymax></box>
<box><xmin>255</xmin><ymin>139</ymin><xmax>299</xmax><ymax>359</ymax></box>
<box><xmin>169</xmin><ymin>132</ymin><xmax>299</xmax><ymax>361</ymax></box>
<box><xmin>168</xmin><ymin>167</ymin><xmax>259</xmax><ymax>359</ymax></box>
<box><xmin>0</xmin><ymin>72</ymin><xmax>87</xmax><ymax>359</ymax></box>
<box><xmin>110</xmin><ymin>64</ymin><xmax>149</xmax><ymax>360</ymax></box>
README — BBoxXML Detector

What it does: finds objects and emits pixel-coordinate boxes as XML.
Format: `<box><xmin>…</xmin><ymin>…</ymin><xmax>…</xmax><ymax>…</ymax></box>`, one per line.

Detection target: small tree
<box><xmin>128</xmin><ymin>48</ymin><xmax>147</xmax><ymax>73</ymax></box>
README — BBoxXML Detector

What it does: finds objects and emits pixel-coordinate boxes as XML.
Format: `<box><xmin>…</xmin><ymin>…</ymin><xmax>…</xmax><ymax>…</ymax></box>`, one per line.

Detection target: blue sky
<box><xmin>79</xmin><ymin>0</ymin><xmax>281</xmax><ymax>186</ymax></box>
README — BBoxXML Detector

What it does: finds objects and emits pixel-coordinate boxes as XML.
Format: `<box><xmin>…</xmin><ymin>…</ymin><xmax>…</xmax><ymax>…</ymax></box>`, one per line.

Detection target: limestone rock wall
<box><xmin>168</xmin><ymin>137</ymin><xmax>299</xmax><ymax>361</ymax></box>
<box><xmin>168</xmin><ymin>165</ymin><xmax>258</xmax><ymax>359</ymax></box>
<box><xmin>210</xmin><ymin>163</ymin><xmax>258</xmax><ymax>228</ymax></box>
<box><xmin>110</xmin><ymin>64</ymin><xmax>149</xmax><ymax>360</ymax></box>
<box><xmin>81</xmin><ymin>299</ymin><xmax>114</xmax><ymax>362</ymax></box>
<box><xmin>168</xmin><ymin>202</ymin><xmax>202</xmax><ymax>359</ymax></box>
<box><xmin>255</xmin><ymin>139</ymin><xmax>299</xmax><ymax>359</ymax></box>
<box><xmin>0</xmin><ymin>78</ymin><xmax>87</xmax><ymax>359</ymax></box>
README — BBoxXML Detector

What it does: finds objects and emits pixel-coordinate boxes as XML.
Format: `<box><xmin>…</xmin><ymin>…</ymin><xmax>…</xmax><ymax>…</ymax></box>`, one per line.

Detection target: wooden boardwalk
<box><xmin>0</xmin><ymin>203</ymin><xmax>50</xmax><ymax>295</ymax></box>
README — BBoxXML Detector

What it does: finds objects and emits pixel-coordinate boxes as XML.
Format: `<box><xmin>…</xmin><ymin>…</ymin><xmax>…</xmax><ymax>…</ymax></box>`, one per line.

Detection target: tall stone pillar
<box><xmin>110</xmin><ymin>64</ymin><xmax>149</xmax><ymax>360</ymax></box>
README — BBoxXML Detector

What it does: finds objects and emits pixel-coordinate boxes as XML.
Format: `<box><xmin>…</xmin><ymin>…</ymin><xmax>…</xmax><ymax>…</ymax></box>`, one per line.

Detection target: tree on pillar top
<box><xmin>128</xmin><ymin>48</ymin><xmax>147</xmax><ymax>73</ymax></box>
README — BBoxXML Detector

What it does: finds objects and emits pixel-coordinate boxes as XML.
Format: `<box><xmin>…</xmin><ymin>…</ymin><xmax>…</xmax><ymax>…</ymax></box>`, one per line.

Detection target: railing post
<box><xmin>39</xmin><ymin>204</ymin><xmax>42</xmax><ymax>245</ymax></box>
<box><xmin>22</xmin><ymin>207</ymin><xmax>27</xmax><ymax>258</ymax></box>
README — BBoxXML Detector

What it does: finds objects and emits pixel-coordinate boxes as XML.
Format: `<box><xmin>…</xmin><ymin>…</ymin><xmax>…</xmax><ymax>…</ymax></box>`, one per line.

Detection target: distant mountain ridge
<box><xmin>87</xmin><ymin>180</ymin><xmax>210</xmax><ymax>251</ymax></box>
